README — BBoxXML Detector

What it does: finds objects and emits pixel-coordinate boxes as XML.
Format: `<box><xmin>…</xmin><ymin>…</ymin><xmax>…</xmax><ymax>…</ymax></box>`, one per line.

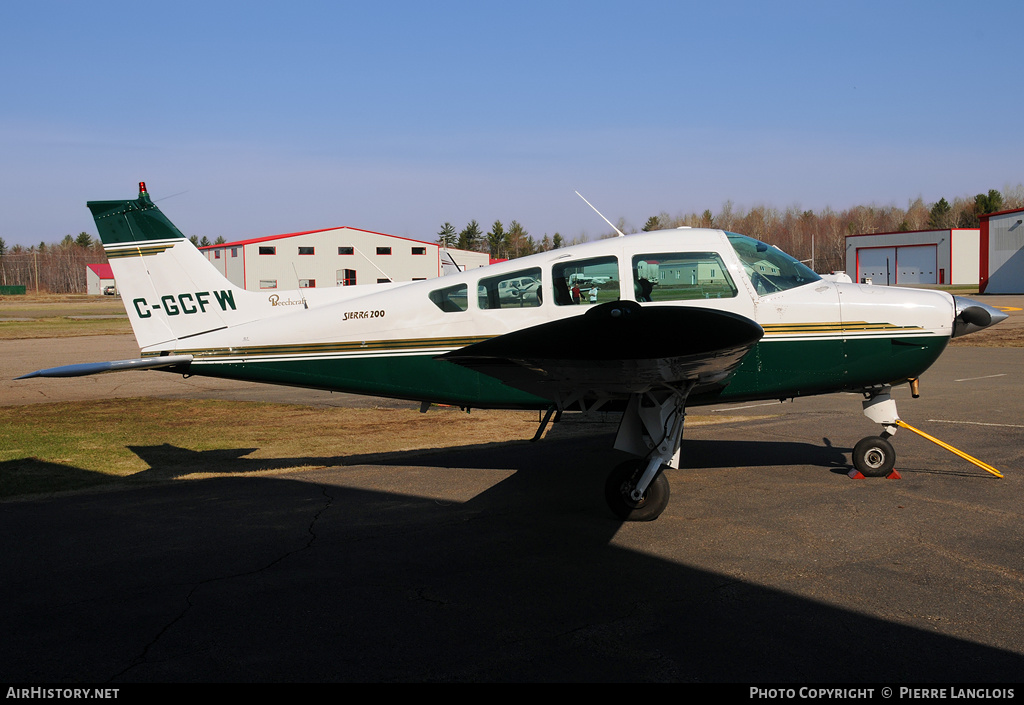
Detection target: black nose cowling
<box><xmin>952</xmin><ymin>296</ymin><xmax>1009</xmax><ymax>338</ymax></box>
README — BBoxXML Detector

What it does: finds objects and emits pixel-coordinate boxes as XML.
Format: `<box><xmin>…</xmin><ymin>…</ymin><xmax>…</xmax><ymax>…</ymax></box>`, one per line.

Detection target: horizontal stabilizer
<box><xmin>15</xmin><ymin>355</ymin><xmax>193</xmax><ymax>380</ymax></box>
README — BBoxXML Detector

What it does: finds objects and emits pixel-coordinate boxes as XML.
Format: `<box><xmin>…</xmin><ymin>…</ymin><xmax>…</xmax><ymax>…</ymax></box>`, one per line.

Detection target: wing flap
<box><xmin>15</xmin><ymin>355</ymin><xmax>194</xmax><ymax>380</ymax></box>
<box><xmin>439</xmin><ymin>302</ymin><xmax>762</xmax><ymax>401</ymax></box>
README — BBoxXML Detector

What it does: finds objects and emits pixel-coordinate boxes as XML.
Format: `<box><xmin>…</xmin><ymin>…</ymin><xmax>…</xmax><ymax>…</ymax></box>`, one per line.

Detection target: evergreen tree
<box><xmin>975</xmin><ymin>189</ymin><xmax>1004</xmax><ymax>215</ymax></box>
<box><xmin>642</xmin><ymin>216</ymin><xmax>662</xmax><ymax>232</ymax></box>
<box><xmin>75</xmin><ymin>232</ymin><xmax>93</xmax><ymax>248</ymax></box>
<box><xmin>437</xmin><ymin>222</ymin><xmax>457</xmax><ymax>248</ymax></box>
<box><xmin>928</xmin><ymin>198</ymin><xmax>951</xmax><ymax>229</ymax></box>
<box><xmin>487</xmin><ymin>220</ymin><xmax>506</xmax><ymax>259</ymax></box>
<box><xmin>458</xmin><ymin>220</ymin><xmax>482</xmax><ymax>251</ymax></box>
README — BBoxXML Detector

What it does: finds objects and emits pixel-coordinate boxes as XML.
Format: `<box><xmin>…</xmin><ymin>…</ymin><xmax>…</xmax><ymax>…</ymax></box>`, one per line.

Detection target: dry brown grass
<box><xmin>0</xmin><ymin>399</ymin><xmax>565</xmax><ymax>497</ymax></box>
<box><xmin>0</xmin><ymin>295</ymin><xmax>129</xmax><ymax>339</ymax></box>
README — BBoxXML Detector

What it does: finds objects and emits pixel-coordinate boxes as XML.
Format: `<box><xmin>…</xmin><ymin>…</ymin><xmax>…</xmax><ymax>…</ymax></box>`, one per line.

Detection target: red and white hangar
<box><xmin>845</xmin><ymin>208</ymin><xmax>1024</xmax><ymax>294</ymax></box>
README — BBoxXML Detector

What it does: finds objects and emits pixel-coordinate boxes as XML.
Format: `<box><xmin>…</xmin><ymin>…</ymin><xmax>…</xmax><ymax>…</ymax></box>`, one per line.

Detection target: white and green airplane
<box><xmin>18</xmin><ymin>183</ymin><xmax>1008</xmax><ymax>520</ymax></box>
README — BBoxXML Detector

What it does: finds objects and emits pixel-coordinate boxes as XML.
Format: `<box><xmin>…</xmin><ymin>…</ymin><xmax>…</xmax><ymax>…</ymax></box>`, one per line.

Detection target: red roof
<box><xmin>87</xmin><ymin>263</ymin><xmax>114</xmax><ymax>279</ymax></box>
<box><xmin>198</xmin><ymin>226</ymin><xmax>438</xmax><ymax>250</ymax></box>
<box><xmin>979</xmin><ymin>207</ymin><xmax>1024</xmax><ymax>220</ymax></box>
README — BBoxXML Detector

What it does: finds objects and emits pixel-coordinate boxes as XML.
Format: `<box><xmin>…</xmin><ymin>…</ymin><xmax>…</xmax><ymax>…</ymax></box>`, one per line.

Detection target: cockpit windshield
<box><xmin>726</xmin><ymin>232</ymin><xmax>820</xmax><ymax>295</ymax></box>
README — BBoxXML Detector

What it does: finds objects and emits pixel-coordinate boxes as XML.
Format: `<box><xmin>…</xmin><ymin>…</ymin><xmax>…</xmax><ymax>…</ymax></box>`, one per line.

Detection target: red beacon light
<box><xmin>139</xmin><ymin>181</ymin><xmax>147</xmax><ymax>196</ymax></box>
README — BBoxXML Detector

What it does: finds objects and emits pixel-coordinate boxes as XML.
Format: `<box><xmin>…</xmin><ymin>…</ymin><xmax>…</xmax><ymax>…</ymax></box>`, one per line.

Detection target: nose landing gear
<box><xmin>852</xmin><ymin>435</ymin><xmax>896</xmax><ymax>477</ymax></box>
<box><xmin>853</xmin><ymin>385</ymin><xmax>901</xmax><ymax>478</ymax></box>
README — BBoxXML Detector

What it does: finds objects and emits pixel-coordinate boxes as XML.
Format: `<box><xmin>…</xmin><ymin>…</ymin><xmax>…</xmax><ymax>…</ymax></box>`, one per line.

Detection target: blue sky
<box><xmin>1</xmin><ymin>1</ymin><xmax>1021</xmax><ymax>247</ymax></box>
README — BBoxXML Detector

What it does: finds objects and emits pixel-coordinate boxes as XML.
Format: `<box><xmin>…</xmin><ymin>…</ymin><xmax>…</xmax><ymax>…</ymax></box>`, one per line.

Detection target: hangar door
<box><xmin>857</xmin><ymin>245</ymin><xmax>937</xmax><ymax>285</ymax></box>
<box><xmin>896</xmin><ymin>245</ymin><xmax>937</xmax><ymax>284</ymax></box>
<box><xmin>858</xmin><ymin>247</ymin><xmax>895</xmax><ymax>285</ymax></box>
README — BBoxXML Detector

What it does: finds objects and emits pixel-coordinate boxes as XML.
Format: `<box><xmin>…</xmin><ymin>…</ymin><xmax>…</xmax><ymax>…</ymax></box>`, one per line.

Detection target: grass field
<box><xmin>0</xmin><ymin>399</ymin><xmax>554</xmax><ymax>498</ymax></box>
<box><xmin>0</xmin><ymin>294</ymin><xmax>129</xmax><ymax>339</ymax></box>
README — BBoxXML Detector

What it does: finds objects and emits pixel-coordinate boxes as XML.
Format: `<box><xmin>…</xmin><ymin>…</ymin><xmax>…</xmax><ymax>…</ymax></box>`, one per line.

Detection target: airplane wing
<box><xmin>439</xmin><ymin>301</ymin><xmax>763</xmax><ymax>403</ymax></box>
<box><xmin>15</xmin><ymin>355</ymin><xmax>194</xmax><ymax>380</ymax></box>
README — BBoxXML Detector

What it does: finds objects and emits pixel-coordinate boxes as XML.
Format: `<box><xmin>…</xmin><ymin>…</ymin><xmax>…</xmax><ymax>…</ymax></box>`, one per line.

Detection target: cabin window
<box><xmin>477</xmin><ymin>267</ymin><xmax>542</xmax><ymax>309</ymax></box>
<box><xmin>299</xmin><ymin>279</ymin><xmax>315</xmax><ymax>288</ymax></box>
<box><xmin>552</xmin><ymin>256</ymin><xmax>619</xmax><ymax>306</ymax></box>
<box><xmin>339</xmin><ymin>246</ymin><xmax>354</xmax><ymax>255</ymax></box>
<box><xmin>299</xmin><ymin>247</ymin><xmax>315</xmax><ymax>255</ymax></box>
<box><xmin>259</xmin><ymin>246</ymin><xmax>276</xmax><ymax>255</ymax></box>
<box><xmin>338</xmin><ymin>269</ymin><xmax>356</xmax><ymax>286</ymax></box>
<box><xmin>429</xmin><ymin>283</ymin><xmax>469</xmax><ymax>312</ymax></box>
<box><xmin>231</xmin><ymin>248</ymin><xmax>238</xmax><ymax>257</ymax></box>
<box><xmin>377</xmin><ymin>278</ymin><xmax>392</xmax><ymax>284</ymax></box>
<box><xmin>260</xmin><ymin>279</ymin><xmax>278</xmax><ymax>289</ymax></box>
<box><xmin>412</xmin><ymin>247</ymin><xmax>426</xmax><ymax>255</ymax></box>
<box><xmin>632</xmin><ymin>253</ymin><xmax>737</xmax><ymax>302</ymax></box>
<box><xmin>214</xmin><ymin>250</ymin><xmax>221</xmax><ymax>259</ymax></box>
<box><xmin>377</xmin><ymin>247</ymin><xmax>392</xmax><ymax>255</ymax></box>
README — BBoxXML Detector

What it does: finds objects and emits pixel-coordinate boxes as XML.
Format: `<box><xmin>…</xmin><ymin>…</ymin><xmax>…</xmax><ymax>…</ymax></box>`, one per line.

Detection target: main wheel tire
<box><xmin>853</xmin><ymin>436</ymin><xmax>896</xmax><ymax>477</ymax></box>
<box><xmin>604</xmin><ymin>460</ymin><xmax>671</xmax><ymax>521</ymax></box>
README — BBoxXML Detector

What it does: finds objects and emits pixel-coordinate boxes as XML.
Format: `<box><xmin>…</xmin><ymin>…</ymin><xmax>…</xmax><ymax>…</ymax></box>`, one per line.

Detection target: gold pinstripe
<box><xmin>105</xmin><ymin>243</ymin><xmax>177</xmax><ymax>258</ymax></box>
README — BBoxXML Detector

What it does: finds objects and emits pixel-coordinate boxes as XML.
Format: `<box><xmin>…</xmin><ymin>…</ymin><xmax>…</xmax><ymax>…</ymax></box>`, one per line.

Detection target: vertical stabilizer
<box><xmin>88</xmin><ymin>183</ymin><xmax>261</xmax><ymax>350</ymax></box>
<box><xmin>87</xmin><ymin>182</ymin><xmax>187</xmax><ymax>245</ymax></box>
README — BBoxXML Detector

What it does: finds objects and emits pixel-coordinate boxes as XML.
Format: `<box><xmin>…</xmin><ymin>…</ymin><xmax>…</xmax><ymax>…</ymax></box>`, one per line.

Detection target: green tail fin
<box><xmin>87</xmin><ymin>182</ymin><xmax>186</xmax><ymax>245</ymax></box>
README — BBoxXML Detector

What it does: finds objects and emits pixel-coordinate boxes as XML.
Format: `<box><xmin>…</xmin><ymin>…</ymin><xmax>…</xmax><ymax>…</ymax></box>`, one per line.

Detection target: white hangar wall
<box><xmin>980</xmin><ymin>208</ymin><xmax>1024</xmax><ymax>294</ymax></box>
<box><xmin>200</xmin><ymin>226</ymin><xmax>489</xmax><ymax>291</ymax></box>
<box><xmin>844</xmin><ymin>229</ymin><xmax>979</xmax><ymax>286</ymax></box>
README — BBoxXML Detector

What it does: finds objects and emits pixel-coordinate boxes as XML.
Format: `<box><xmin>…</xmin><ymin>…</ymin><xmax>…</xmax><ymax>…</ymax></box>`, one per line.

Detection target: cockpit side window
<box><xmin>552</xmin><ymin>256</ymin><xmax>619</xmax><ymax>306</ymax></box>
<box><xmin>477</xmin><ymin>267</ymin><xmax>543</xmax><ymax>309</ymax></box>
<box><xmin>726</xmin><ymin>232</ymin><xmax>820</xmax><ymax>295</ymax></box>
<box><xmin>631</xmin><ymin>252</ymin><xmax>737</xmax><ymax>302</ymax></box>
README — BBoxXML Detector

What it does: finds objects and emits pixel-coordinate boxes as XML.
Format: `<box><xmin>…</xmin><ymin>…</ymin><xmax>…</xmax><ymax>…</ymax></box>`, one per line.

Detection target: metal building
<box><xmin>199</xmin><ymin>226</ymin><xmax>490</xmax><ymax>291</ymax></box>
<box><xmin>86</xmin><ymin>263</ymin><xmax>116</xmax><ymax>296</ymax></box>
<box><xmin>844</xmin><ymin>228</ymin><xmax>979</xmax><ymax>286</ymax></box>
<box><xmin>980</xmin><ymin>207</ymin><xmax>1024</xmax><ymax>294</ymax></box>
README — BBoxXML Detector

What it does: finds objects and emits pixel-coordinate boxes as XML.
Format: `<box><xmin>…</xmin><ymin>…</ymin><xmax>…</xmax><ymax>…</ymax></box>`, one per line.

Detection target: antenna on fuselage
<box><xmin>291</xmin><ymin>263</ymin><xmax>309</xmax><ymax>309</ymax></box>
<box><xmin>575</xmin><ymin>190</ymin><xmax>625</xmax><ymax>237</ymax></box>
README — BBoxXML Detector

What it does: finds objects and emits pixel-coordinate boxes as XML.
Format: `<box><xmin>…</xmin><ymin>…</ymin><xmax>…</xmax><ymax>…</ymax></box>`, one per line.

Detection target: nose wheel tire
<box><xmin>605</xmin><ymin>460</ymin><xmax>671</xmax><ymax>521</ymax></box>
<box><xmin>853</xmin><ymin>436</ymin><xmax>896</xmax><ymax>477</ymax></box>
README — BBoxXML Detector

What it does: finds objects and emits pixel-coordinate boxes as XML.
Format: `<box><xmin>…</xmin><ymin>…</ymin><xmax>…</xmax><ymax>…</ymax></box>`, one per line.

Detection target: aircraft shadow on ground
<box><xmin>118</xmin><ymin>429</ymin><xmax>853</xmax><ymax>481</ymax></box>
<box><xmin>0</xmin><ymin>428</ymin><xmax>848</xmax><ymax>497</ymax></box>
<box><xmin>2</xmin><ymin>431</ymin><xmax>1022</xmax><ymax>682</ymax></box>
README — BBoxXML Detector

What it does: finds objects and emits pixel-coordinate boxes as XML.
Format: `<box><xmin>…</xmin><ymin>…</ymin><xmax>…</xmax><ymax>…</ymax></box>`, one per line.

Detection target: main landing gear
<box><xmin>853</xmin><ymin>385</ymin><xmax>901</xmax><ymax>477</ymax></box>
<box><xmin>605</xmin><ymin>459</ymin><xmax>671</xmax><ymax>522</ymax></box>
<box><xmin>606</xmin><ymin>383</ymin><xmax>693</xmax><ymax>521</ymax></box>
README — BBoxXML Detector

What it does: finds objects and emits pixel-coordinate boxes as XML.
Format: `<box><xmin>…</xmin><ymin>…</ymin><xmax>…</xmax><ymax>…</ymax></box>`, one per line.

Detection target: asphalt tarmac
<box><xmin>2</xmin><ymin>331</ymin><xmax>1023</xmax><ymax>682</ymax></box>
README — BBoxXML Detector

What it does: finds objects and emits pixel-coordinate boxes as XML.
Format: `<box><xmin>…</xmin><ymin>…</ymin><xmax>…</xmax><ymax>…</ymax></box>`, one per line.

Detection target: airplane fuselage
<box><xmin>128</xmin><ymin>228</ymin><xmax>954</xmax><ymax>410</ymax></box>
